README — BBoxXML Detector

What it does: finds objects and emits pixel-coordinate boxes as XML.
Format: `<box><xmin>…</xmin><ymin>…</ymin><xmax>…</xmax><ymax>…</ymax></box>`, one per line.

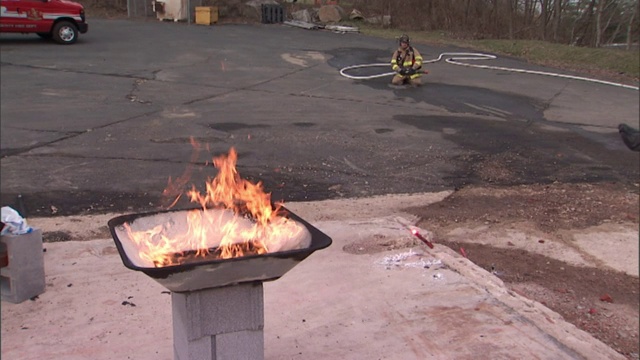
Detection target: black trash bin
<box><xmin>261</xmin><ymin>4</ymin><xmax>285</xmax><ymax>24</ymax></box>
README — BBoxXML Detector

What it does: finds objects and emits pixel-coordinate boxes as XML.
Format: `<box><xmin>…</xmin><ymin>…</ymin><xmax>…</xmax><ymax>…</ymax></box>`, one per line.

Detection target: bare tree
<box><xmin>626</xmin><ymin>0</ymin><xmax>638</xmax><ymax>49</ymax></box>
<box><xmin>607</xmin><ymin>1</ymin><xmax>626</xmax><ymax>44</ymax></box>
<box><xmin>508</xmin><ymin>0</ymin><xmax>516</xmax><ymax>39</ymax></box>
<box><xmin>596</xmin><ymin>0</ymin><xmax>606</xmax><ymax>46</ymax></box>
<box><xmin>552</xmin><ymin>0</ymin><xmax>562</xmax><ymax>41</ymax></box>
<box><xmin>540</xmin><ymin>0</ymin><xmax>549</xmax><ymax>40</ymax></box>
<box><xmin>595</xmin><ymin>0</ymin><xmax>622</xmax><ymax>46</ymax></box>
<box><xmin>360</xmin><ymin>0</ymin><xmax>636</xmax><ymax>48</ymax></box>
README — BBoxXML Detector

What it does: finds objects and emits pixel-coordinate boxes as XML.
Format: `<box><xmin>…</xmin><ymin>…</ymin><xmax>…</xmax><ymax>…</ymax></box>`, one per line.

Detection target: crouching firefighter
<box><xmin>391</xmin><ymin>34</ymin><xmax>424</xmax><ymax>86</ymax></box>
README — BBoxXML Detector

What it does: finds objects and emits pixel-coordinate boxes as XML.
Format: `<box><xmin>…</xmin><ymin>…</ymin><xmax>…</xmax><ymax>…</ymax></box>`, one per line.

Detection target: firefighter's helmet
<box><xmin>399</xmin><ymin>34</ymin><xmax>410</xmax><ymax>45</ymax></box>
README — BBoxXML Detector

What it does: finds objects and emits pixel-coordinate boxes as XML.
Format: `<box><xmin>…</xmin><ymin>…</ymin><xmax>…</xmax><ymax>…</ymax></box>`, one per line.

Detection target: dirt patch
<box><xmin>42</xmin><ymin>225</ymin><xmax>111</xmax><ymax>243</ymax></box>
<box><xmin>43</xmin><ymin>230</ymin><xmax>72</xmax><ymax>242</ymax></box>
<box><xmin>409</xmin><ymin>182</ymin><xmax>639</xmax><ymax>233</ymax></box>
<box><xmin>406</xmin><ymin>182</ymin><xmax>640</xmax><ymax>359</ymax></box>
<box><xmin>442</xmin><ymin>241</ymin><xmax>639</xmax><ymax>358</ymax></box>
<box><xmin>343</xmin><ymin>233</ymin><xmax>421</xmax><ymax>254</ymax></box>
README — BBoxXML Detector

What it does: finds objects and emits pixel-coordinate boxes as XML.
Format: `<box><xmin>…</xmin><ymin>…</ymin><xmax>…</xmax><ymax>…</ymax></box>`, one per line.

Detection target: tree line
<box><xmin>354</xmin><ymin>0</ymin><xmax>639</xmax><ymax>49</ymax></box>
<box><xmin>83</xmin><ymin>0</ymin><xmax>638</xmax><ymax>49</ymax></box>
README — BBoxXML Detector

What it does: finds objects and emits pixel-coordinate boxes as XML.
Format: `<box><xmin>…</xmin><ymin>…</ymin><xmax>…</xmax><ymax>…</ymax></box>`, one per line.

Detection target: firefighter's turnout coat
<box><xmin>391</xmin><ymin>46</ymin><xmax>423</xmax><ymax>80</ymax></box>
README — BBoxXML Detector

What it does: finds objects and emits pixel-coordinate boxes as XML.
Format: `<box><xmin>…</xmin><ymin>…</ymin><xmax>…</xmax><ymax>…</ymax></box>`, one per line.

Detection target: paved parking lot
<box><xmin>1</xmin><ymin>18</ymin><xmax>638</xmax><ymax>217</ymax></box>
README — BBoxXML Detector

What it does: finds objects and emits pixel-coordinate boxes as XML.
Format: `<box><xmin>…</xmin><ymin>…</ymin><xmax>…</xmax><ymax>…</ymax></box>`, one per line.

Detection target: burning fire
<box><xmin>123</xmin><ymin>147</ymin><xmax>310</xmax><ymax>267</ymax></box>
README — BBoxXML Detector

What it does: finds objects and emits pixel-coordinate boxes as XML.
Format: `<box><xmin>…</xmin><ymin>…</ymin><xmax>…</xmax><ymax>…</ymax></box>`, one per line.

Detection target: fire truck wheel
<box><xmin>37</xmin><ymin>32</ymin><xmax>52</xmax><ymax>40</ymax></box>
<box><xmin>52</xmin><ymin>21</ymin><xmax>78</xmax><ymax>45</ymax></box>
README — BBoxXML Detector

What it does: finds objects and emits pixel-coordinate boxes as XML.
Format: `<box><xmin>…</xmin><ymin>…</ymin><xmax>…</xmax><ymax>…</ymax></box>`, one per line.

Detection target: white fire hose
<box><xmin>339</xmin><ymin>52</ymin><xmax>639</xmax><ymax>91</ymax></box>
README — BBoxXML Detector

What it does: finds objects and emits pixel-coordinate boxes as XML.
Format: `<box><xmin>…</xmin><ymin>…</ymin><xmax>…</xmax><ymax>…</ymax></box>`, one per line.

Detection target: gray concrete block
<box><xmin>172</xmin><ymin>282</ymin><xmax>264</xmax><ymax>341</ymax></box>
<box><xmin>215</xmin><ymin>330</ymin><xmax>264</xmax><ymax>360</ymax></box>
<box><xmin>0</xmin><ymin>228</ymin><xmax>45</xmax><ymax>304</ymax></box>
<box><xmin>172</xmin><ymin>291</ymin><xmax>190</xmax><ymax>360</ymax></box>
<box><xmin>174</xmin><ymin>334</ymin><xmax>214</xmax><ymax>360</ymax></box>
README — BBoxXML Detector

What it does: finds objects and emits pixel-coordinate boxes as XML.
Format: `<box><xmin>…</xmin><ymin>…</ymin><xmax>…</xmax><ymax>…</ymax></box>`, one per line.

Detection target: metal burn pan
<box><xmin>108</xmin><ymin>207</ymin><xmax>332</xmax><ymax>293</ymax></box>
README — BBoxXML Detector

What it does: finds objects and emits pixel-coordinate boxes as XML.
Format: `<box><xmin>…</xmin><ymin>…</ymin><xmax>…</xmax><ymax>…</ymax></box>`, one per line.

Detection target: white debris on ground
<box><xmin>377</xmin><ymin>249</ymin><xmax>443</xmax><ymax>271</ymax></box>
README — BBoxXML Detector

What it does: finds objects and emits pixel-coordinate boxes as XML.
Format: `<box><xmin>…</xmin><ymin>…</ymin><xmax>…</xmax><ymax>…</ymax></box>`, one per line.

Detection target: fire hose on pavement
<box><xmin>339</xmin><ymin>52</ymin><xmax>639</xmax><ymax>91</ymax></box>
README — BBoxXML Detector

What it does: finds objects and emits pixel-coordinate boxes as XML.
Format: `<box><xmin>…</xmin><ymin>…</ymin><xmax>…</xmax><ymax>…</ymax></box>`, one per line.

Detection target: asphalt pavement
<box><xmin>1</xmin><ymin>18</ymin><xmax>638</xmax><ymax>217</ymax></box>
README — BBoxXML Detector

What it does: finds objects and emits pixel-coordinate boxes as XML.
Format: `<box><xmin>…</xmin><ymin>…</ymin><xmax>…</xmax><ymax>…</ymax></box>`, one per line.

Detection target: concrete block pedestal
<box><xmin>0</xmin><ymin>229</ymin><xmax>46</xmax><ymax>304</ymax></box>
<box><xmin>172</xmin><ymin>282</ymin><xmax>264</xmax><ymax>360</ymax></box>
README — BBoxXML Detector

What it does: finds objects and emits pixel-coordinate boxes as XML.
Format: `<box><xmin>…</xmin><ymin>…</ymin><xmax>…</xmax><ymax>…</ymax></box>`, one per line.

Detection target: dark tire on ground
<box><xmin>51</xmin><ymin>21</ymin><xmax>78</xmax><ymax>44</ymax></box>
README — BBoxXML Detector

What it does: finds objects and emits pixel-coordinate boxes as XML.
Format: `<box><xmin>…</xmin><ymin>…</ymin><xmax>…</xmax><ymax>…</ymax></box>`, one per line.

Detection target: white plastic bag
<box><xmin>1</xmin><ymin>206</ymin><xmax>32</xmax><ymax>235</ymax></box>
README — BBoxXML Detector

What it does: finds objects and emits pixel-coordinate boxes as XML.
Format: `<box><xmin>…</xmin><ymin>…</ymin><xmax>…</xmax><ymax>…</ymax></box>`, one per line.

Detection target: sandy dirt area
<box><xmin>20</xmin><ymin>187</ymin><xmax>640</xmax><ymax>359</ymax></box>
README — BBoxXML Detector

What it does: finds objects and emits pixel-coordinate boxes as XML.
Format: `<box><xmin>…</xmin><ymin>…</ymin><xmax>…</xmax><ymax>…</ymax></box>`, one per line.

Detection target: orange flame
<box><xmin>124</xmin><ymin>146</ymin><xmax>309</xmax><ymax>267</ymax></box>
<box><xmin>187</xmin><ymin>148</ymin><xmax>278</xmax><ymax>225</ymax></box>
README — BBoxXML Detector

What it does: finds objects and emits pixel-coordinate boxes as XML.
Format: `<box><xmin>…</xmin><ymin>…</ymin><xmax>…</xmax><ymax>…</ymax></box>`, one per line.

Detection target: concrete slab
<box><xmin>1</xmin><ymin>196</ymin><xmax>626</xmax><ymax>360</ymax></box>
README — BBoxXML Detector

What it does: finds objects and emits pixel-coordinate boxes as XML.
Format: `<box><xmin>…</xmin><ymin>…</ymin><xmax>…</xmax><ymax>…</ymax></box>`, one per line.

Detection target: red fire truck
<box><xmin>0</xmin><ymin>0</ymin><xmax>88</xmax><ymax>44</ymax></box>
